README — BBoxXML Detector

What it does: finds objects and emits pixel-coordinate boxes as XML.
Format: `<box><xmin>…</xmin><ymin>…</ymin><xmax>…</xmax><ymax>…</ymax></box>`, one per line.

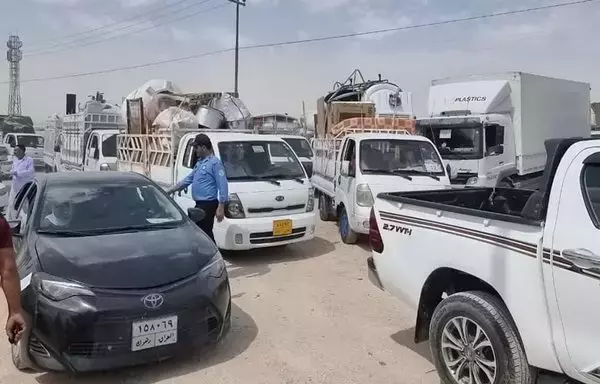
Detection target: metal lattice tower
<box><xmin>6</xmin><ymin>35</ymin><xmax>23</xmax><ymax>116</ymax></box>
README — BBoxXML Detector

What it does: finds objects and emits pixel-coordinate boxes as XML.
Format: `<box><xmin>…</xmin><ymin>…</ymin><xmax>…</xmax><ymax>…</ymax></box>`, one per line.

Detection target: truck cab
<box><xmin>3</xmin><ymin>132</ymin><xmax>45</xmax><ymax>170</ymax></box>
<box><xmin>312</xmin><ymin>126</ymin><xmax>451</xmax><ymax>244</ymax></box>
<box><xmin>83</xmin><ymin>130</ymin><xmax>118</xmax><ymax>171</ymax></box>
<box><xmin>276</xmin><ymin>135</ymin><xmax>314</xmax><ymax>177</ymax></box>
<box><xmin>117</xmin><ymin>131</ymin><xmax>317</xmax><ymax>251</ymax></box>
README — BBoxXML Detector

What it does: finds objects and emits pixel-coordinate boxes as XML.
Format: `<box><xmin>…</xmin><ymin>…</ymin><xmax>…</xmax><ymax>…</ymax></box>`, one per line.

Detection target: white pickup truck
<box><xmin>312</xmin><ymin>121</ymin><xmax>451</xmax><ymax>244</ymax></box>
<box><xmin>117</xmin><ymin>131</ymin><xmax>316</xmax><ymax>250</ymax></box>
<box><xmin>369</xmin><ymin>137</ymin><xmax>600</xmax><ymax>384</ymax></box>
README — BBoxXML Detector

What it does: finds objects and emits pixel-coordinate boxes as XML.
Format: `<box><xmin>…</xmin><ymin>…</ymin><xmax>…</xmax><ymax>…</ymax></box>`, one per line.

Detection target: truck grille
<box><xmin>247</xmin><ymin>204</ymin><xmax>305</xmax><ymax>213</ymax></box>
<box><xmin>249</xmin><ymin>227</ymin><xmax>306</xmax><ymax>244</ymax></box>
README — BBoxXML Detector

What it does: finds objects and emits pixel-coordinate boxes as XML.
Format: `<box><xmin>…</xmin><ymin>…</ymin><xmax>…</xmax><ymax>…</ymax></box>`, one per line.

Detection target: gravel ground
<box><xmin>0</xmin><ymin>218</ymin><xmax>444</xmax><ymax>384</ymax></box>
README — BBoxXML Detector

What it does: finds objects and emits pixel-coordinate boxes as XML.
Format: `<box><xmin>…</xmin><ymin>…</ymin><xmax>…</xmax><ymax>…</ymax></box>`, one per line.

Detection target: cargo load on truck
<box><xmin>315</xmin><ymin>69</ymin><xmax>414</xmax><ymax>138</ymax></box>
<box><xmin>417</xmin><ymin>71</ymin><xmax>591</xmax><ymax>188</ymax></box>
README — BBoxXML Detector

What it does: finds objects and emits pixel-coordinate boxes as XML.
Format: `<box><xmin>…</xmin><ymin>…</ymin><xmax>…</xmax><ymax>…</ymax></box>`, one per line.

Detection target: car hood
<box><xmin>35</xmin><ymin>225</ymin><xmax>215</xmax><ymax>289</ymax></box>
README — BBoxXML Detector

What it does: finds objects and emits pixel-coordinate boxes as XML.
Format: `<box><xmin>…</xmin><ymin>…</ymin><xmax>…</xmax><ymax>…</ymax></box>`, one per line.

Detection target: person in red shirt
<box><xmin>0</xmin><ymin>216</ymin><xmax>25</xmax><ymax>344</ymax></box>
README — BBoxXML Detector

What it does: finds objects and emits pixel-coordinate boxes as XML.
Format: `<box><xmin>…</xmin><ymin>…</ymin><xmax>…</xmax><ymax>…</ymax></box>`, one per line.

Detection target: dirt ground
<box><xmin>0</xmin><ymin>219</ymin><xmax>442</xmax><ymax>384</ymax></box>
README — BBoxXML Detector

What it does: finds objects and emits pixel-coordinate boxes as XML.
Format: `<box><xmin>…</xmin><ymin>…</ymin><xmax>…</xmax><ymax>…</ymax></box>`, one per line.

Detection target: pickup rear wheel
<box><xmin>339</xmin><ymin>207</ymin><xmax>358</xmax><ymax>244</ymax></box>
<box><xmin>429</xmin><ymin>291</ymin><xmax>534</xmax><ymax>384</ymax></box>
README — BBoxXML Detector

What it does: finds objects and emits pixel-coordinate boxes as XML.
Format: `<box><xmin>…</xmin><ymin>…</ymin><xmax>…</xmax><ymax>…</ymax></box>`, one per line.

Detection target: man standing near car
<box><xmin>167</xmin><ymin>134</ymin><xmax>228</xmax><ymax>242</ymax></box>
<box><xmin>0</xmin><ymin>215</ymin><xmax>26</xmax><ymax>344</ymax></box>
<box><xmin>7</xmin><ymin>145</ymin><xmax>35</xmax><ymax>220</ymax></box>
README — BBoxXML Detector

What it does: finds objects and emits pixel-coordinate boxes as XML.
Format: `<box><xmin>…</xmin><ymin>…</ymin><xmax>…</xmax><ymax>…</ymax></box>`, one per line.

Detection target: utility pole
<box><xmin>228</xmin><ymin>0</ymin><xmax>246</xmax><ymax>97</ymax></box>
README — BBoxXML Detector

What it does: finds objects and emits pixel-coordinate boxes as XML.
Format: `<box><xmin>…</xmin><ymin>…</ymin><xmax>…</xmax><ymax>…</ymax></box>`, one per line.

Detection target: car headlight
<box><xmin>32</xmin><ymin>273</ymin><xmax>94</xmax><ymax>301</ymax></box>
<box><xmin>201</xmin><ymin>252</ymin><xmax>226</xmax><ymax>278</ymax></box>
<box><xmin>306</xmin><ymin>186</ymin><xmax>315</xmax><ymax>212</ymax></box>
<box><xmin>466</xmin><ymin>177</ymin><xmax>479</xmax><ymax>186</ymax></box>
<box><xmin>225</xmin><ymin>193</ymin><xmax>245</xmax><ymax>219</ymax></box>
<box><xmin>356</xmin><ymin>183</ymin><xmax>374</xmax><ymax>207</ymax></box>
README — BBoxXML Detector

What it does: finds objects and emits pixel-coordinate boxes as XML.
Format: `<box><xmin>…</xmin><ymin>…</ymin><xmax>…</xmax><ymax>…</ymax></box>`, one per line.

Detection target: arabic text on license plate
<box><xmin>131</xmin><ymin>315</ymin><xmax>178</xmax><ymax>352</ymax></box>
<box><xmin>273</xmin><ymin>219</ymin><xmax>292</xmax><ymax>236</ymax></box>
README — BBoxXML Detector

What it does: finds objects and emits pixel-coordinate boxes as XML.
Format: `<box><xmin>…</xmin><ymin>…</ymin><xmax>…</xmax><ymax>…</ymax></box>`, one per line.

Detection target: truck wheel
<box><xmin>318</xmin><ymin>194</ymin><xmax>334</xmax><ymax>222</ymax></box>
<box><xmin>429</xmin><ymin>291</ymin><xmax>534</xmax><ymax>384</ymax></box>
<box><xmin>339</xmin><ymin>207</ymin><xmax>358</xmax><ymax>244</ymax></box>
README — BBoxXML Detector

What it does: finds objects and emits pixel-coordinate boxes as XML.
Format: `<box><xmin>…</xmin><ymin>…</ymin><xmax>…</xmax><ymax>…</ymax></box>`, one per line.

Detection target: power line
<box><xmin>7</xmin><ymin>0</ymin><xmax>597</xmax><ymax>85</ymax></box>
<box><xmin>26</xmin><ymin>0</ymin><xmax>220</xmax><ymax>56</ymax></box>
<box><xmin>27</xmin><ymin>0</ymin><xmax>200</xmax><ymax>49</ymax></box>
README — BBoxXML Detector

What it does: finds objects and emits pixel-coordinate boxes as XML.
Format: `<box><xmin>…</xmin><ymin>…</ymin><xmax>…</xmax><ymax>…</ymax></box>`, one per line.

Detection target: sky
<box><xmin>0</xmin><ymin>0</ymin><xmax>599</xmax><ymax>124</ymax></box>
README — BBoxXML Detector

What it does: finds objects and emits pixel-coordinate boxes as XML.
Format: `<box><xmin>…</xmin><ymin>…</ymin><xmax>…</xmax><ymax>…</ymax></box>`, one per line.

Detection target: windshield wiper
<box><xmin>228</xmin><ymin>175</ymin><xmax>281</xmax><ymax>186</ymax></box>
<box><xmin>399</xmin><ymin>170</ymin><xmax>440</xmax><ymax>181</ymax></box>
<box><xmin>363</xmin><ymin>169</ymin><xmax>413</xmax><ymax>181</ymax></box>
<box><xmin>37</xmin><ymin>230</ymin><xmax>94</xmax><ymax>237</ymax></box>
<box><xmin>263</xmin><ymin>174</ymin><xmax>306</xmax><ymax>184</ymax></box>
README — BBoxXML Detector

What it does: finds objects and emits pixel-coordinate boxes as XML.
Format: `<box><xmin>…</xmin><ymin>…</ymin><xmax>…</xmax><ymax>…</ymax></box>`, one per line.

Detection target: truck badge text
<box><xmin>454</xmin><ymin>96</ymin><xmax>487</xmax><ymax>103</ymax></box>
<box><xmin>382</xmin><ymin>223</ymin><xmax>413</xmax><ymax>236</ymax></box>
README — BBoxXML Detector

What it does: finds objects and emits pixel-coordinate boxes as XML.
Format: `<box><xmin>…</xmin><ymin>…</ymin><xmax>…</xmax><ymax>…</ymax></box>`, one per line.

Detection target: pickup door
<box><xmin>545</xmin><ymin>143</ymin><xmax>600</xmax><ymax>382</ymax></box>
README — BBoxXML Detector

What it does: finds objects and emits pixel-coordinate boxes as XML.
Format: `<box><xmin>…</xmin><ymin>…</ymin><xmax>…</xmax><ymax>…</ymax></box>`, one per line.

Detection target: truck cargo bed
<box><xmin>379</xmin><ymin>187</ymin><xmax>539</xmax><ymax>225</ymax></box>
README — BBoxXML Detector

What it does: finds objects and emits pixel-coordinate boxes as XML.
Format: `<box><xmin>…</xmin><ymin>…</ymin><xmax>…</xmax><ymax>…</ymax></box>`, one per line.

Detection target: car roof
<box><xmin>197</xmin><ymin>132</ymin><xmax>287</xmax><ymax>143</ymax></box>
<box><xmin>39</xmin><ymin>171</ymin><xmax>149</xmax><ymax>186</ymax></box>
<box><xmin>278</xmin><ymin>135</ymin><xmax>308</xmax><ymax>140</ymax></box>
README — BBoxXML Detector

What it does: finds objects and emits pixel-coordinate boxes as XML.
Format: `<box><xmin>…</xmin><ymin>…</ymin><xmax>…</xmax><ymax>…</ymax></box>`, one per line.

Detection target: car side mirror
<box><xmin>340</xmin><ymin>160</ymin><xmax>350</xmax><ymax>176</ymax></box>
<box><xmin>8</xmin><ymin>220</ymin><xmax>21</xmax><ymax>236</ymax></box>
<box><xmin>187</xmin><ymin>207</ymin><xmax>205</xmax><ymax>222</ymax></box>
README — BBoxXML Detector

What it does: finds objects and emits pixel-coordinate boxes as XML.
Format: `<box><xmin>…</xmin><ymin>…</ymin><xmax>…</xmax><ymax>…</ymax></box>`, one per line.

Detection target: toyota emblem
<box><xmin>275</xmin><ymin>195</ymin><xmax>285</xmax><ymax>202</ymax></box>
<box><xmin>142</xmin><ymin>293</ymin><xmax>164</xmax><ymax>310</ymax></box>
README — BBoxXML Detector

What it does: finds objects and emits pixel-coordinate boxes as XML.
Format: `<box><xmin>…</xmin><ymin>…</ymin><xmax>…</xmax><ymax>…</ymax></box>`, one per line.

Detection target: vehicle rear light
<box><xmin>369</xmin><ymin>208</ymin><xmax>384</xmax><ymax>253</ymax></box>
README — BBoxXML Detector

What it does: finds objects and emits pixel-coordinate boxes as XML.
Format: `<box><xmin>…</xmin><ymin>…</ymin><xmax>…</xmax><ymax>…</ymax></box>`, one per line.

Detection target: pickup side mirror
<box><xmin>53</xmin><ymin>145</ymin><xmax>60</xmax><ymax>152</ymax></box>
<box><xmin>187</xmin><ymin>207</ymin><xmax>205</xmax><ymax>222</ymax></box>
<box><xmin>8</xmin><ymin>220</ymin><xmax>21</xmax><ymax>236</ymax></box>
<box><xmin>9</xmin><ymin>142</ymin><xmax>15</xmax><ymax>148</ymax></box>
<box><xmin>340</xmin><ymin>160</ymin><xmax>350</xmax><ymax>176</ymax></box>
<box><xmin>93</xmin><ymin>148</ymin><xmax>99</xmax><ymax>159</ymax></box>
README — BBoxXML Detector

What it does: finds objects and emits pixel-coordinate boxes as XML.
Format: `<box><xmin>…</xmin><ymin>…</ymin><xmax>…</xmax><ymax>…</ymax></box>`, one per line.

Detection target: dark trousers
<box><xmin>195</xmin><ymin>200</ymin><xmax>219</xmax><ymax>242</ymax></box>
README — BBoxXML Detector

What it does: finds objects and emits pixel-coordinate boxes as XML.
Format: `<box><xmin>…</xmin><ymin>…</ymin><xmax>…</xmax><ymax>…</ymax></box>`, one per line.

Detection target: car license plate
<box><xmin>131</xmin><ymin>315</ymin><xmax>178</xmax><ymax>352</ymax></box>
<box><xmin>273</xmin><ymin>219</ymin><xmax>292</xmax><ymax>236</ymax></box>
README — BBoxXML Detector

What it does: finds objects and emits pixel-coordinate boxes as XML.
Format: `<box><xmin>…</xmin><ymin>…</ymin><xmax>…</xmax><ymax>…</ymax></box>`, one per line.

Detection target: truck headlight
<box><xmin>306</xmin><ymin>187</ymin><xmax>315</xmax><ymax>212</ymax></box>
<box><xmin>466</xmin><ymin>177</ymin><xmax>479</xmax><ymax>186</ymax></box>
<box><xmin>356</xmin><ymin>183</ymin><xmax>374</xmax><ymax>207</ymax></box>
<box><xmin>99</xmin><ymin>163</ymin><xmax>110</xmax><ymax>171</ymax></box>
<box><xmin>225</xmin><ymin>193</ymin><xmax>245</xmax><ymax>219</ymax></box>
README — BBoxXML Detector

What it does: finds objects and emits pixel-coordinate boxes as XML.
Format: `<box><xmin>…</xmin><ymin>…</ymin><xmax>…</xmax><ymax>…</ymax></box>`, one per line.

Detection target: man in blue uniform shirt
<box><xmin>168</xmin><ymin>134</ymin><xmax>228</xmax><ymax>242</ymax></box>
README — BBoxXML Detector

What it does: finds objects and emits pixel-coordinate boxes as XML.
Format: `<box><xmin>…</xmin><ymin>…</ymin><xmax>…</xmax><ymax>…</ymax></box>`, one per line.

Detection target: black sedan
<box><xmin>7</xmin><ymin>171</ymin><xmax>231</xmax><ymax>372</ymax></box>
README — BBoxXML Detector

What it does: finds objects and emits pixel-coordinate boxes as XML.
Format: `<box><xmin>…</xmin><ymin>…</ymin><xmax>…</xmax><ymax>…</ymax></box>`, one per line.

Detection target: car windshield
<box><xmin>218</xmin><ymin>141</ymin><xmax>306</xmax><ymax>180</ymax></box>
<box><xmin>36</xmin><ymin>182</ymin><xmax>183</xmax><ymax>233</ymax></box>
<box><xmin>360</xmin><ymin>139</ymin><xmax>445</xmax><ymax>175</ymax></box>
<box><xmin>17</xmin><ymin>135</ymin><xmax>44</xmax><ymax>148</ymax></box>
<box><xmin>282</xmin><ymin>138</ymin><xmax>313</xmax><ymax>158</ymax></box>
<box><xmin>419</xmin><ymin>125</ymin><xmax>483</xmax><ymax>160</ymax></box>
<box><xmin>102</xmin><ymin>134</ymin><xmax>117</xmax><ymax>157</ymax></box>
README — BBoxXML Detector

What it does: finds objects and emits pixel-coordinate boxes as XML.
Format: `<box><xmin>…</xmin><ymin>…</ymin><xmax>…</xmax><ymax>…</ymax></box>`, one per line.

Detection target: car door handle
<box><xmin>561</xmin><ymin>248</ymin><xmax>600</xmax><ymax>270</ymax></box>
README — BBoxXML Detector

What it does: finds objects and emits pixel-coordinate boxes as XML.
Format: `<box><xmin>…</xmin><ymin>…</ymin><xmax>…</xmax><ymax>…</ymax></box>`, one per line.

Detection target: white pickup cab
<box><xmin>117</xmin><ymin>131</ymin><xmax>316</xmax><ymax>250</ymax></box>
<box><xmin>2</xmin><ymin>132</ymin><xmax>45</xmax><ymax>170</ymax></box>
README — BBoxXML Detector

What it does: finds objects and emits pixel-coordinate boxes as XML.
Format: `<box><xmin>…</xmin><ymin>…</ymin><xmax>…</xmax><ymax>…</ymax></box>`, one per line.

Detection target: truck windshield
<box><xmin>360</xmin><ymin>139</ymin><xmax>445</xmax><ymax>176</ymax></box>
<box><xmin>218</xmin><ymin>141</ymin><xmax>306</xmax><ymax>180</ymax></box>
<box><xmin>282</xmin><ymin>138</ymin><xmax>313</xmax><ymax>158</ymax></box>
<box><xmin>102</xmin><ymin>134</ymin><xmax>117</xmax><ymax>157</ymax></box>
<box><xmin>17</xmin><ymin>135</ymin><xmax>44</xmax><ymax>148</ymax></box>
<box><xmin>419</xmin><ymin>125</ymin><xmax>483</xmax><ymax>160</ymax></box>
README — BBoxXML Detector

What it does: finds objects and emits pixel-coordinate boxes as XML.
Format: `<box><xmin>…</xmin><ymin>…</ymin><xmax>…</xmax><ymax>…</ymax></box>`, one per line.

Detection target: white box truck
<box><xmin>416</xmin><ymin>72</ymin><xmax>591</xmax><ymax>189</ymax></box>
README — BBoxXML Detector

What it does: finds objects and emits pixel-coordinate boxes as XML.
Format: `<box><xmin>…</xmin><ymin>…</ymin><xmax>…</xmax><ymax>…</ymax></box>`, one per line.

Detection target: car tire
<box><xmin>339</xmin><ymin>206</ymin><xmax>358</xmax><ymax>244</ymax></box>
<box><xmin>11</xmin><ymin>334</ymin><xmax>34</xmax><ymax>371</ymax></box>
<box><xmin>429</xmin><ymin>291</ymin><xmax>535</xmax><ymax>384</ymax></box>
<box><xmin>318</xmin><ymin>194</ymin><xmax>334</xmax><ymax>222</ymax></box>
